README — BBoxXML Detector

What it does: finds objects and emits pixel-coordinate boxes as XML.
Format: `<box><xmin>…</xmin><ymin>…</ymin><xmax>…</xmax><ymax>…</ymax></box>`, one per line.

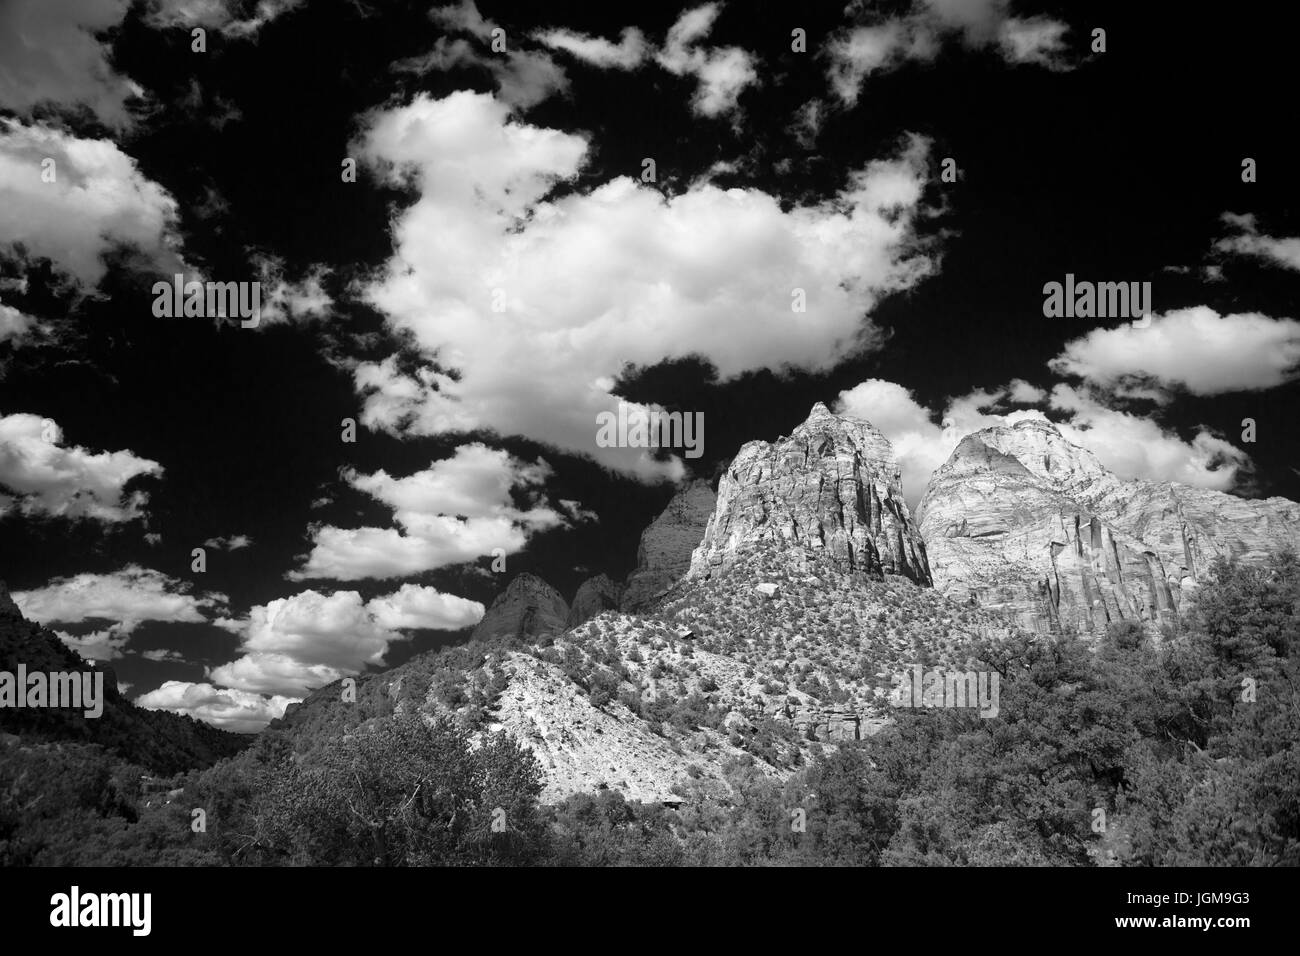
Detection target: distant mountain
<box><xmin>0</xmin><ymin>582</ymin><xmax>247</xmax><ymax>774</ymax></box>
<box><xmin>917</xmin><ymin>418</ymin><xmax>1300</xmax><ymax>635</ymax></box>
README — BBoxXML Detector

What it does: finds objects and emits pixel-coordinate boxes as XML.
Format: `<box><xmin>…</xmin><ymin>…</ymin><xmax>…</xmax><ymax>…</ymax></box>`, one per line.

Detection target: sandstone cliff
<box><xmin>917</xmin><ymin>418</ymin><xmax>1300</xmax><ymax>634</ymax></box>
<box><xmin>621</xmin><ymin>479</ymin><xmax>716</xmax><ymax>610</ymax></box>
<box><xmin>471</xmin><ymin>573</ymin><xmax>569</xmax><ymax>642</ymax></box>
<box><xmin>688</xmin><ymin>402</ymin><xmax>931</xmax><ymax>585</ymax></box>
<box><xmin>567</xmin><ymin>574</ymin><xmax>625</xmax><ymax>628</ymax></box>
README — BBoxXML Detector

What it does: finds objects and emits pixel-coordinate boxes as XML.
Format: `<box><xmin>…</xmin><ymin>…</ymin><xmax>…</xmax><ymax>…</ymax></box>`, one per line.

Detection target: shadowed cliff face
<box><xmin>621</xmin><ymin>480</ymin><xmax>717</xmax><ymax>611</ymax></box>
<box><xmin>689</xmin><ymin>403</ymin><xmax>931</xmax><ymax>585</ymax></box>
<box><xmin>917</xmin><ymin>419</ymin><xmax>1300</xmax><ymax>635</ymax></box>
<box><xmin>470</xmin><ymin>573</ymin><xmax>569</xmax><ymax>643</ymax></box>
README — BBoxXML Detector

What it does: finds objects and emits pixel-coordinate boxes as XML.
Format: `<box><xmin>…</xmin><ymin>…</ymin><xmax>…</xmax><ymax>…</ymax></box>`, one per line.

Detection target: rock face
<box><xmin>566</xmin><ymin>574</ymin><xmax>624</xmax><ymax>628</ymax></box>
<box><xmin>471</xmin><ymin>573</ymin><xmax>569</xmax><ymax>642</ymax></box>
<box><xmin>689</xmin><ymin>403</ymin><xmax>931</xmax><ymax>585</ymax></box>
<box><xmin>621</xmin><ymin>479</ymin><xmax>717</xmax><ymax>610</ymax></box>
<box><xmin>917</xmin><ymin>418</ymin><xmax>1300</xmax><ymax>635</ymax></box>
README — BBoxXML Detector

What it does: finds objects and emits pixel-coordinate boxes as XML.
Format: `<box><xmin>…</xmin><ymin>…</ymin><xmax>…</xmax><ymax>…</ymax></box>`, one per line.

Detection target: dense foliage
<box><xmin>3</xmin><ymin>554</ymin><xmax>1296</xmax><ymax>866</ymax></box>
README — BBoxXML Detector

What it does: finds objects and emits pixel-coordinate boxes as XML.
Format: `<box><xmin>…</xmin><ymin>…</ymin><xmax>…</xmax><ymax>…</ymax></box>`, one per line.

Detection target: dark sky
<box><xmin>1</xmin><ymin>0</ymin><xmax>1296</xmax><ymax>726</ymax></box>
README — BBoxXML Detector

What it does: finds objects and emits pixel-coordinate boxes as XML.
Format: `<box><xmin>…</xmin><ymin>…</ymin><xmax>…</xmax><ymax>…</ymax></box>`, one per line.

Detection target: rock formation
<box><xmin>566</xmin><ymin>574</ymin><xmax>625</xmax><ymax>628</ymax></box>
<box><xmin>689</xmin><ymin>402</ymin><xmax>931</xmax><ymax>585</ymax></box>
<box><xmin>621</xmin><ymin>479</ymin><xmax>717</xmax><ymax>610</ymax></box>
<box><xmin>471</xmin><ymin>573</ymin><xmax>569</xmax><ymax>642</ymax></box>
<box><xmin>917</xmin><ymin>418</ymin><xmax>1300</xmax><ymax>634</ymax></box>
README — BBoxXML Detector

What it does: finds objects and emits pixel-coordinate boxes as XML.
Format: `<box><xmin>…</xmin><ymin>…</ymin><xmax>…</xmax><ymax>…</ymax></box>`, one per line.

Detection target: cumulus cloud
<box><xmin>827</xmin><ymin>0</ymin><xmax>1072</xmax><ymax>105</ymax></box>
<box><xmin>0</xmin><ymin>120</ymin><xmax>185</xmax><ymax>290</ymax></box>
<box><xmin>395</xmin><ymin>1</ymin><xmax>569</xmax><ymax>109</ymax></box>
<box><xmin>0</xmin><ymin>412</ymin><xmax>162</xmax><ymax>522</ymax></box>
<box><xmin>535</xmin><ymin>4</ymin><xmax>757</xmax><ymax>119</ymax></box>
<box><xmin>210</xmin><ymin>583</ymin><xmax>482</xmax><ymax>698</ymax></box>
<box><xmin>352</xmin><ymin>91</ymin><xmax>936</xmax><ymax>480</ymax></box>
<box><xmin>364</xmin><ymin>583</ymin><xmax>484</xmax><ymax>631</ymax></box>
<box><xmin>1214</xmin><ymin>212</ymin><xmax>1300</xmax><ymax>272</ymax></box>
<box><xmin>210</xmin><ymin>589</ymin><xmax>401</xmax><ymax>696</ymax></box>
<box><xmin>12</xmin><ymin>566</ymin><xmax>226</xmax><ymax>639</ymax></box>
<box><xmin>1049</xmin><ymin>307</ymin><xmax>1300</xmax><ymax>396</ymax></box>
<box><xmin>135</xmin><ymin>680</ymin><xmax>294</xmax><ymax>733</ymax></box>
<box><xmin>0</xmin><ymin>0</ymin><xmax>139</xmax><ymax>129</ymax></box>
<box><xmin>291</xmin><ymin>443</ymin><xmax>575</xmax><ymax>581</ymax></box>
<box><xmin>836</xmin><ymin>377</ymin><xmax>1251</xmax><ymax>507</ymax></box>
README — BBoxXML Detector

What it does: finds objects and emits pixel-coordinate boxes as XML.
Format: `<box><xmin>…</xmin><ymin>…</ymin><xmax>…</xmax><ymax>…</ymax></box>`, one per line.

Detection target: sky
<box><xmin>1</xmin><ymin>0</ymin><xmax>1297</xmax><ymax>732</ymax></box>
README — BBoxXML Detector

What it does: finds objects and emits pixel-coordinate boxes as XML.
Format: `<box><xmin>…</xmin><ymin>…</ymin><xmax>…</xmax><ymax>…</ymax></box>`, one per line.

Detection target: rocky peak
<box><xmin>567</xmin><ymin>574</ymin><xmax>625</xmax><ymax>628</ymax></box>
<box><xmin>621</xmin><ymin>479</ymin><xmax>717</xmax><ymax>611</ymax></box>
<box><xmin>919</xmin><ymin>418</ymin><xmax>1300</xmax><ymax>635</ymax></box>
<box><xmin>471</xmin><ymin>573</ymin><xmax>569</xmax><ymax>643</ymax></box>
<box><xmin>689</xmin><ymin>403</ymin><xmax>931</xmax><ymax>585</ymax></box>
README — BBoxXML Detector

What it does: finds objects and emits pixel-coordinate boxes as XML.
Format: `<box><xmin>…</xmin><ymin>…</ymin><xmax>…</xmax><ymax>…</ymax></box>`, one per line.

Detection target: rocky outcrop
<box><xmin>471</xmin><ymin>573</ymin><xmax>569</xmax><ymax>642</ymax></box>
<box><xmin>689</xmin><ymin>403</ymin><xmax>931</xmax><ymax>585</ymax></box>
<box><xmin>621</xmin><ymin>479</ymin><xmax>717</xmax><ymax>610</ymax></box>
<box><xmin>917</xmin><ymin>418</ymin><xmax>1300</xmax><ymax>635</ymax></box>
<box><xmin>566</xmin><ymin>574</ymin><xmax>624</xmax><ymax>628</ymax></box>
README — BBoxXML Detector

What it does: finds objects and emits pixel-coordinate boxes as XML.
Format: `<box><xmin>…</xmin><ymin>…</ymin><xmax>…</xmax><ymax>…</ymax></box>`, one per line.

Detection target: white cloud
<box><xmin>211</xmin><ymin>589</ymin><xmax>400</xmax><ymax>696</ymax></box>
<box><xmin>0</xmin><ymin>0</ymin><xmax>138</xmax><ymax>129</ymax></box>
<box><xmin>55</xmin><ymin>624</ymin><xmax>132</xmax><ymax>662</ymax></box>
<box><xmin>0</xmin><ymin>412</ymin><xmax>162</xmax><ymax>522</ymax></box>
<box><xmin>365</xmin><ymin>583</ymin><xmax>484</xmax><ymax>631</ymax></box>
<box><xmin>826</xmin><ymin>0</ymin><xmax>1072</xmax><ymax>105</ymax></box>
<box><xmin>836</xmin><ymin>378</ymin><xmax>1046</xmax><ymax>508</ymax></box>
<box><xmin>210</xmin><ymin>582</ymin><xmax>481</xmax><ymax>698</ymax></box>
<box><xmin>836</xmin><ymin>377</ymin><xmax>1250</xmax><ymax>506</ymax></box>
<box><xmin>0</xmin><ymin>119</ymin><xmax>185</xmax><ymax>290</ymax></box>
<box><xmin>1214</xmin><ymin>212</ymin><xmax>1300</xmax><ymax>272</ymax></box>
<box><xmin>352</xmin><ymin>91</ymin><xmax>936</xmax><ymax>480</ymax></box>
<box><xmin>533</xmin><ymin>26</ymin><xmax>649</xmax><ymax>69</ymax></box>
<box><xmin>0</xmin><ymin>302</ymin><xmax>34</xmax><ymax>345</ymax></box>
<box><xmin>141</xmin><ymin>648</ymin><xmax>187</xmax><ymax>662</ymax></box>
<box><xmin>135</xmin><ymin>680</ymin><xmax>294</xmax><ymax>733</ymax></box>
<box><xmin>12</xmin><ymin>566</ymin><xmax>226</xmax><ymax>633</ymax></box>
<box><xmin>251</xmin><ymin>255</ymin><xmax>333</xmax><ymax>326</ymax></box>
<box><xmin>1049</xmin><ymin>307</ymin><xmax>1300</xmax><ymax>395</ymax></box>
<box><xmin>1045</xmin><ymin>383</ymin><xmax>1248</xmax><ymax>491</ymax></box>
<box><xmin>291</xmin><ymin>443</ymin><xmax>574</xmax><ymax>581</ymax></box>
<box><xmin>535</xmin><ymin>5</ymin><xmax>757</xmax><ymax>119</ymax></box>
<box><xmin>655</xmin><ymin>4</ymin><xmax>758</xmax><ymax>118</ymax></box>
